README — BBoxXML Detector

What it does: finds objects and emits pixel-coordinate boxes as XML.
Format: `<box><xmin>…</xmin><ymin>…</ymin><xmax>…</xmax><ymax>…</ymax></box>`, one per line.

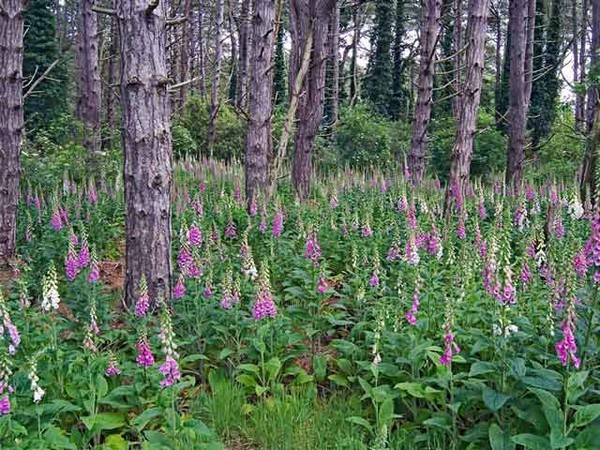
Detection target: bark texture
<box><xmin>117</xmin><ymin>0</ymin><xmax>173</xmax><ymax>305</ymax></box>
<box><xmin>290</xmin><ymin>0</ymin><xmax>335</xmax><ymax>200</ymax></box>
<box><xmin>445</xmin><ymin>0</ymin><xmax>490</xmax><ymax>214</ymax></box>
<box><xmin>505</xmin><ymin>0</ymin><xmax>527</xmax><ymax>188</ymax></box>
<box><xmin>407</xmin><ymin>0</ymin><xmax>442</xmax><ymax>185</ymax></box>
<box><xmin>178</xmin><ymin>0</ymin><xmax>192</xmax><ymax>106</ymax></box>
<box><xmin>0</xmin><ymin>0</ymin><xmax>24</xmax><ymax>265</ymax></box>
<box><xmin>76</xmin><ymin>0</ymin><xmax>102</xmax><ymax>157</ymax></box>
<box><xmin>237</xmin><ymin>0</ymin><xmax>251</xmax><ymax>108</ymax></box>
<box><xmin>207</xmin><ymin>0</ymin><xmax>224</xmax><ymax>154</ymax></box>
<box><xmin>245</xmin><ymin>0</ymin><xmax>276</xmax><ymax>206</ymax></box>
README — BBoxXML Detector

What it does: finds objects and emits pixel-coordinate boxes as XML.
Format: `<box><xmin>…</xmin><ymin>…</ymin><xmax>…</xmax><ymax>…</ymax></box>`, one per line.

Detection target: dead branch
<box><xmin>24</xmin><ymin>59</ymin><xmax>59</xmax><ymax>99</ymax></box>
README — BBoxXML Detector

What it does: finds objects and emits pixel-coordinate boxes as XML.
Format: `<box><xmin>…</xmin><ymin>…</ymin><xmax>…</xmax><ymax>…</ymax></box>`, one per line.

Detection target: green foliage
<box><xmin>364</xmin><ymin>0</ymin><xmax>395</xmax><ymax>117</ymax></box>
<box><xmin>172</xmin><ymin>122</ymin><xmax>197</xmax><ymax>159</ymax></box>
<box><xmin>335</xmin><ymin>105</ymin><xmax>393</xmax><ymax>167</ymax></box>
<box><xmin>535</xmin><ymin>105</ymin><xmax>586</xmax><ymax>181</ymax></box>
<box><xmin>273</xmin><ymin>24</ymin><xmax>287</xmax><ymax>106</ymax></box>
<box><xmin>389</xmin><ymin>0</ymin><xmax>410</xmax><ymax>120</ymax></box>
<box><xmin>23</xmin><ymin>0</ymin><xmax>70</xmax><ymax>130</ymax></box>
<box><xmin>181</xmin><ymin>96</ymin><xmax>245</xmax><ymax>161</ymax></box>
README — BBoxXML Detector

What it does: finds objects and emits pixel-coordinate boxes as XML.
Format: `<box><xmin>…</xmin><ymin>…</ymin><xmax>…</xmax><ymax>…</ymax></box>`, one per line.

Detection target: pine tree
<box><xmin>23</xmin><ymin>0</ymin><xmax>69</xmax><ymax>129</ymax></box>
<box><xmin>364</xmin><ymin>0</ymin><xmax>395</xmax><ymax>117</ymax></box>
<box><xmin>389</xmin><ymin>0</ymin><xmax>409</xmax><ymax>120</ymax></box>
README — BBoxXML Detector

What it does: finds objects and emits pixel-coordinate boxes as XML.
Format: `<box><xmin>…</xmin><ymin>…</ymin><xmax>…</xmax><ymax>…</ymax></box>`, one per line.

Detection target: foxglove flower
<box><xmin>252</xmin><ymin>265</ymin><xmax>277</xmax><ymax>320</ymax></box>
<box><xmin>135</xmin><ymin>276</ymin><xmax>150</xmax><ymax>317</ymax></box>
<box><xmin>305</xmin><ymin>232</ymin><xmax>321</xmax><ymax>266</ymax></box>
<box><xmin>159</xmin><ymin>356</ymin><xmax>181</xmax><ymax>388</ymax></box>
<box><xmin>41</xmin><ymin>264</ymin><xmax>61</xmax><ymax>311</ymax></box>
<box><xmin>574</xmin><ymin>250</ymin><xmax>587</xmax><ymax>279</ymax></box>
<box><xmin>50</xmin><ymin>208</ymin><xmax>63</xmax><ymax>231</ymax></box>
<box><xmin>136</xmin><ymin>336</ymin><xmax>155</xmax><ymax>368</ymax></box>
<box><xmin>224</xmin><ymin>218</ymin><xmax>237</xmax><ymax>238</ymax></box>
<box><xmin>317</xmin><ymin>274</ymin><xmax>328</xmax><ymax>294</ymax></box>
<box><xmin>440</xmin><ymin>331</ymin><xmax>460</xmax><ymax>366</ymax></box>
<box><xmin>173</xmin><ymin>275</ymin><xmax>186</xmax><ymax>299</ymax></box>
<box><xmin>369</xmin><ymin>270</ymin><xmax>380</xmax><ymax>288</ymax></box>
<box><xmin>272</xmin><ymin>209</ymin><xmax>284</xmax><ymax>237</ymax></box>
<box><xmin>105</xmin><ymin>354</ymin><xmax>121</xmax><ymax>376</ymax></box>
<box><xmin>0</xmin><ymin>395</ymin><xmax>9</xmax><ymax>415</ymax></box>
<box><xmin>555</xmin><ymin>307</ymin><xmax>580</xmax><ymax>368</ymax></box>
<box><xmin>405</xmin><ymin>290</ymin><xmax>420</xmax><ymax>326</ymax></box>
<box><xmin>187</xmin><ymin>224</ymin><xmax>202</xmax><ymax>247</ymax></box>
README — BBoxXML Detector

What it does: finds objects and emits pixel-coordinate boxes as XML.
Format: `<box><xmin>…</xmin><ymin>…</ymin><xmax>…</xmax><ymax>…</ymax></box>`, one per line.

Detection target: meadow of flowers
<box><xmin>0</xmin><ymin>160</ymin><xmax>598</xmax><ymax>449</ymax></box>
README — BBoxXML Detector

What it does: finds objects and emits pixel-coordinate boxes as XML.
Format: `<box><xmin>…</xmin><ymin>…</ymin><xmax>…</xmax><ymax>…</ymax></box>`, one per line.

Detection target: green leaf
<box><xmin>328</xmin><ymin>374</ymin><xmax>349</xmax><ymax>387</ymax></box>
<box><xmin>82</xmin><ymin>413</ymin><xmax>126</xmax><ymax>432</ymax></box>
<box><xmin>379</xmin><ymin>398</ymin><xmax>395</xmax><ymax>427</ymax></box>
<box><xmin>529</xmin><ymin>388</ymin><xmax>563</xmax><ymax>434</ymax></box>
<box><xmin>489</xmin><ymin>423</ymin><xmax>515</xmax><ymax>450</ymax></box>
<box><xmin>346</xmin><ymin>416</ymin><xmax>373</xmax><ymax>433</ymax></box>
<box><xmin>395</xmin><ymin>382</ymin><xmax>427</xmax><ymax>398</ymax></box>
<box><xmin>95</xmin><ymin>373</ymin><xmax>109</xmax><ymax>399</ymax></box>
<box><xmin>483</xmin><ymin>388</ymin><xmax>511</xmax><ymax>412</ymax></box>
<box><xmin>511</xmin><ymin>434</ymin><xmax>550</xmax><ymax>449</ymax></box>
<box><xmin>236</xmin><ymin>374</ymin><xmax>257</xmax><ymax>388</ymax></box>
<box><xmin>423</xmin><ymin>415</ymin><xmax>452</xmax><ymax>431</ymax></box>
<box><xmin>522</xmin><ymin>376</ymin><xmax>562</xmax><ymax>391</ymax></box>
<box><xmin>218</xmin><ymin>348</ymin><xmax>235</xmax><ymax>360</ymax></box>
<box><xmin>237</xmin><ymin>364</ymin><xmax>260</xmax><ymax>375</ymax></box>
<box><xmin>358</xmin><ymin>377</ymin><xmax>372</xmax><ymax>397</ymax></box>
<box><xmin>510</xmin><ymin>358</ymin><xmax>527</xmax><ymax>378</ymax></box>
<box><xmin>131</xmin><ymin>407</ymin><xmax>163</xmax><ymax>432</ymax></box>
<box><xmin>469</xmin><ymin>361</ymin><xmax>497</xmax><ymax>377</ymax></box>
<box><xmin>265</xmin><ymin>357</ymin><xmax>282</xmax><ymax>382</ymax></box>
<box><xmin>574</xmin><ymin>424</ymin><xmax>600</xmax><ymax>449</ymax></box>
<box><xmin>255</xmin><ymin>384</ymin><xmax>268</xmax><ymax>397</ymax></box>
<box><xmin>104</xmin><ymin>434</ymin><xmax>128</xmax><ymax>450</ymax></box>
<box><xmin>573</xmin><ymin>404</ymin><xmax>600</xmax><ymax>428</ymax></box>
<box><xmin>313</xmin><ymin>355</ymin><xmax>327</xmax><ymax>382</ymax></box>
<box><xmin>43</xmin><ymin>425</ymin><xmax>77</xmax><ymax>450</ymax></box>
<box><xmin>144</xmin><ymin>430</ymin><xmax>175</xmax><ymax>448</ymax></box>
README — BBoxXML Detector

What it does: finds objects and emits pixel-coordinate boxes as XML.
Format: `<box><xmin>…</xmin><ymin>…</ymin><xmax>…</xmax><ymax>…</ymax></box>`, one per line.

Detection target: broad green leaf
<box><xmin>43</xmin><ymin>425</ymin><xmax>77</xmax><ymax>450</ymax></box>
<box><xmin>82</xmin><ymin>413</ymin><xmax>126</xmax><ymax>432</ymax></box>
<box><xmin>573</xmin><ymin>404</ymin><xmax>600</xmax><ymax>428</ymax></box>
<box><xmin>95</xmin><ymin>373</ymin><xmax>109</xmax><ymax>399</ymax></box>
<box><xmin>265</xmin><ymin>357</ymin><xmax>282</xmax><ymax>382</ymax></box>
<box><xmin>469</xmin><ymin>361</ymin><xmax>497</xmax><ymax>377</ymax></box>
<box><xmin>131</xmin><ymin>407</ymin><xmax>163</xmax><ymax>432</ymax></box>
<box><xmin>236</xmin><ymin>374</ymin><xmax>257</xmax><ymax>388</ymax></box>
<box><xmin>328</xmin><ymin>374</ymin><xmax>349</xmax><ymax>387</ymax></box>
<box><xmin>483</xmin><ymin>388</ymin><xmax>511</xmax><ymax>412</ymax></box>
<box><xmin>379</xmin><ymin>398</ymin><xmax>395</xmax><ymax>427</ymax></box>
<box><xmin>511</xmin><ymin>434</ymin><xmax>550</xmax><ymax>449</ymax></box>
<box><xmin>529</xmin><ymin>388</ymin><xmax>563</xmax><ymax>434</ymax></box>
<box><xmin>489</xmin><ymin>423</ymin><xmax>515</xmax><ymax>450</ymax></box>
<box><xmin>313</xmin><ymin>355</ymin><xmax>327</xmax><ymax>382</ymax></box>
<box><xmin>395</xmin><ymin>382</ymin><xmax>427</xmax><ymax>398</ymax></box>
<box><xmin>237</xmin><ymin>364</ymin><xmax>260</xmax><ymax>375</ymax></box>
<box><xmin>104</xmin><ymin>434</ymin><xmax>128</xmax><ymax>450</ymax></box>
<box><xmin>346</xmin><ymin>416</ymin><xmax>373</xmax><ymax>432</ymax></box>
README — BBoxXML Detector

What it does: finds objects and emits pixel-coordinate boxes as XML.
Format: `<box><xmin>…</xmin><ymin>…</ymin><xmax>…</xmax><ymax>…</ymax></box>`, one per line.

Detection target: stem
<box><xmin>580</xmin><ymin>282</ymin><xmax>598</xmax><ymax>369</ymax></box>
<box><xmin>563</xmin><ymin>366</ymin><xmax>570</xmax><ymax>437</ymax></box>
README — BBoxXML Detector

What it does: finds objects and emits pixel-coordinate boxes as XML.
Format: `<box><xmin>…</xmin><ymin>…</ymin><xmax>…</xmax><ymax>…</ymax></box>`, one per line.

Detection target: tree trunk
<box><xmin>117</xmin><ymin>0</ymin><xmax>173</xmax><ymax>306</ymax></box>
<box><xmin>197</xmin><ymin>0</ymin><xmax>207</xmax><ymax>97</ymax></box>
<box><xmin>290</xmin><ymin>0</ymin><xmax>335</xmax><ymax>200</ymax></box>
<box><xmin>207</xmin><ymin>0</ymin><xmax>224</xmax><ymax>155</ymax></box>
<box><xmin>327</xmin><ymin>0</ymin><xmax>340</xmax><ymax>124</ymax></box>
<box><xmin>576</xmin><ymin>0</ymin><xmax>587</xmax><ymax>131</ymax></box>
<box><xmin>505</xmin><ymin>0</ymin><xmax>527</xmax><ymax>188</ymax></box>
<box><xmin>586</xmin><ymin>0</ymin><xmax>599</xmax><ymax>133</ymax></box>
<box><xmin>349</xmin><ymin>5</ymin><xmax>362</xmax><ymax>106</ymax></box>
<box><xmin>245</xmin><ymin>0</ymin><xmax>276</xmax><ymax>206</ymax></box>
<box><xmin>178</xmin><ymin>0</ymin><xmax>192</xmax><ymax>106</ymax></box>
<box><xmin>573</xmin><ymin>0</ymin><xmax>581</xmax><ymax>131</ymax></box>
<box><xmin>76</xmin><ymin>0</ymin><xmax>102</xmax><ymax>159</ymax></box>
<box><xmin>523</xmin><ymin>0</ymin><xmax>534</xmax><ymax>109</ymax></box>
<box><xmin>407</xmin><ymin>0</ymin><xmax>442</xmax><ymax>185</ymax></box>
<box><xmin>228</xmin><ymin>0</ymin><xmax>239</xmax><ymax>104</ymax></box>
<box><xmin>445</xmin><ymin>0</ymin><xmax>490</xmax><ymax>214</ymax></box>
<box><xmin>104</xmin><ymin>18</ymin><xmax>120</xmax><ymax>150</ymax></box>
<box><xmin>453</xmin><ymin>0</ymin><xmax>463</xmax><ymax>117</ymax></box>
<box><xmin>237</xmin><ymin>0</ymin><xmax>251</xmax><ymax>108</ymax></box>
<box><xmin>0</xmin><ymin>0</ymin><xmax>24</xmax><ymax>266</ymax></box>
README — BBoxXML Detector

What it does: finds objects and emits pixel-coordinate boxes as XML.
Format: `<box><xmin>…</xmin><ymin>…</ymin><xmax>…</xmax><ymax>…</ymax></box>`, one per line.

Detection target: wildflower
<box><xmin>405</xmin><ymin>289</ymin><xmax>420</xmax><ymax>326</ymax></box>
<box><xmin>258</xmin><ymin>216</ymin><xmax>267</xmax><ymax>233</ymax></box>
<box><xmin>407</xmin><ymin>203</ymin><xmax>417</xmax><ymax>229</ymax></box>
<box><xmin>317</xmin><ymin>274</ymin><xmax>328</xmax><ymax>294</ymax></box>
<box><xmin>520</xmin><ymin>263</ymin><xmax>532</xmax><ymax>285</ymax></box>
<box><xmin>0</xmin><ymin>395</ymin><xmax>9</xmax><ymax>415</ymax></box>
<box><xmin>87</xmin><ymin>247</ymin><xmax>100</xmax><ymax>283</ymax></box>
<box><xmin>405</xmin><ymin>235</ymin><xmax>420</xmax><ymax>265</ymax></box>
<box><xmin>65</xmin><ymin>244</ymin><xmax>79</xmax><ymax>281</ymax></box>
<box><xmin>28</xmin><ymin>358</ymin><xmax>45</xmax><ymax>404</ymax></box>
<box><xmin>272</xmin><ymin>209</ymin><xmax>284</xmax><ymax>237</ymax></box>
<box><xmin>440</xmin><ymin>331</ymin><xmax>460</xmax><ymax>366</ymax></box>
<box><xmin>252</xmin><ymin>265</ymin><xmax>277</xmax><ymax>320</ymax></box>
<box><xmin>525</xmin><ymin>184</ymin><xmax>535</xmax><ymax>202</ymax></box>
<box><xmin>173</xmin><ymin>275</ymin><xmax>186</xmax><ymax>299</ymax></box>
<box><xmin>329</xmin><ymin>196</ymin><xmax>338</xmax><ymax>209</ymax></box>
<box><xmin>305</xmin><ymin>232</ymin><xmax>321</xmax><ymax>266</ymax></box>
<box><xmin>159</xmin><ymin>356</ymin><xmax>181</xmax><ymax>388</ymax></box>
<box><xmin>241</xmin><ymin>234</ymin><xmax>258</xmax><ymax>279</ymax></box>
<box><xmin>554</xmin><ymin>214</ymin><xmax>565</xmax><ymax>239</ymax></box>
<box><xmin>361</xmin><ymin>221</ymin><xmax>373</xmax><ymax>237</ymax></box>
<box><xmin>574</xmin><ymin>250</ymin><xmax>588</xmax><ymax>279</ymax></box>
<box><xmin>187</xmin><ymin>224</ymin><xmax>202</xmax><ymax>247</ymax></box>
<box><xmin>249</xmin><ymin>198</ymin><xmax>258</xmax><ymax>216</ymax></box>
<box><xmin>386</xmin><ymin>241</ymin><xmax>401</xmax><ymax>261</ymax></box>
<box><xmin>555</xmin><ymin>307</ymin><xmax>580</xmax><ymax>369</ymax></box>
<box><xmin>203</xmin><ymin>285</ymin><xmax>213</xmax><ymax>298</ymax></box>
<box><xmin>41</xmin><ymin>263</ymin><xmax>61</xmax><ymax>311</ymax></box>
<box><xmin>50</xmin><ymin>208</ymin><xmax>63</xmax><ymax>231</ymax></box>
<box><xmin>224</xmin><ymin>218</ymin><xmax>237</xmax><ymax>238</ymax></box>
<box><xmin>478</xmin><ymin>199</ymin><xmax>487</xmax><ymax>220</ymax></box>
<box><xmin>177</xmin><ymin>245</ymin><xmax>193</xmax><ymax>273</ymax></box>
<box><xmin>569</xmin><ymin>197</ymin><xmax>584</xmax><ymax>219</ymax></box>
<box><xmin>135</xmin><ymin>276</ymin><xmax>150</xmax><ymax>317</ymax></box>
<box><xmin>136</xmin><ymin>336</ymin><xmax>155</xmax><ymax>368</ymax></box>
<box><xmin>397</xmin><ymin>196</ymin><xmax>408</xmax><ymax>213</ymax></box>
<box><xmin>105</xmin><ymin>354</ymin><xmax>121</xmax><ymax>376</ymax></box>
<box><xmin>456</xmin><ymin>214</ymin><xmax>466</xmax><ymax>240</ymax></box>
<box><xmin>369</xmin><ymin>270</ymin><xmax>379</xmax><ymax>288</ymax></box>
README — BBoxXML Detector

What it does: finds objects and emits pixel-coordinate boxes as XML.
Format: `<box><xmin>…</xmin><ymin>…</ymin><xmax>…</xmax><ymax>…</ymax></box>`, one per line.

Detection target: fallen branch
<box><xmin>92</xmin><ymin>5</ymin><xmax>116</xmax><ymax>15</ymax></box>
<box><xmin>168</xmin><ymin>75</ymin><xmax>203</xmax><ymax>92</ymax></box>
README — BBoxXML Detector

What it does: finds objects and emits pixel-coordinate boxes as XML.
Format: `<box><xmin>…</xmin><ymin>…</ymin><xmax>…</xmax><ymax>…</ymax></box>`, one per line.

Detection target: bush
<box><xmin>181</xmin><ymin>96</ymin><xmax>246</xmax><ymax>161</ymax></box>
<box><xmin>172</xmin><ymin>122</ymin><xmax>197</xmax><ymax>159</ymax></box>
<box><xmin>335</xmin><ymin>104</ymin><xmax>393</xmax><ymax>168</ymax></box>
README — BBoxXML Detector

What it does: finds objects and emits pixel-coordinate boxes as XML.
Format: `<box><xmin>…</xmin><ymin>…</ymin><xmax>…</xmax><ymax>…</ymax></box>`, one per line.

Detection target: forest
<box><xmin>0</xmin><ymin>0</ymin><xmax>599</xmax><ymax>448</ymax></box>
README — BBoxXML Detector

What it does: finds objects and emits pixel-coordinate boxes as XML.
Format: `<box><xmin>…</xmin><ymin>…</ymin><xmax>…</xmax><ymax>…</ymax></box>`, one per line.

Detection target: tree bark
<box><xmin>76</xmin><ymin>0</ymin><xmax>102</xmax><ymax>159</ymax></box>
<box><xmin>245</xmin><ymin>0</ymin><xmax>276</xmax><ymax>206</ymax></box>
<box><xmin>328</xmin><ymin>0</ymin><xmax>340</xmax><ymax>124</ymax></box>
<box><xmin>408</xmin><ymin>0</ymin><xmax>442</xmax><ymax>185</ymax></box>
<box><xmin>0</xmin><ymin>0</ymin><xmax>24</xmax><ymax>265</ymax></box>
<box><xmin>505</xmin><ymin>0</ymin><xmax>527</xmax><ymax>188</ymax></box>
<box><xmin>453</xmin><ymin>0</ymin><xmax>463</xmax><ymax>117</ymax></box>
<box><xmin>207</xmin><ymin>0</ymin><xmax>225</xmax><ymax>155</ymax></box>
<box><xmin>445</xmin><ymin>0</ymin><xmax>491</xmax><ymax>214</ymax></box>
<box><xmin>573</xmin><ymin>0</ymin><xmax>581</xmax><ymax>131</ymax></box>
<box><xmin>290</xmin><ymin>0</ymin><xmax>336</xmax><ymax>200</ymax></box>
<box><xmin>197</xmin><ymin>0</ymin><xmax>207</xmax><ymax>97</ymax></box>
<box><xmin>576</xmin><ymin>0</ymin><xmax>587</xmax><ymax>131</ymax></box>
<box><xmin>104</xmin><ymin>17</ymin><xmax>120</xmax><ymax>150</ymax></box>
<box><xmin>117</xmin><ymin>0</ymin><xmax>173</xmax><ymax>305</ymax></box>
<box><xmin>237</xmin><ymin>0</ymin><xmax>251</xmax><ymax>108</ymax></box>
<box><xmin>349</xmin><ymin>4</ymin><xmax>362</xmax><ymax>106</ymax></box>
<box><xmin>523</xmin><ymin>0</ymin><xmax>534</xmax><ymax>109</ymax></box>
<box><xmin>178</xmin><ymin>0</ymin><xmax>192</xmax><ymax>106</ymax></box>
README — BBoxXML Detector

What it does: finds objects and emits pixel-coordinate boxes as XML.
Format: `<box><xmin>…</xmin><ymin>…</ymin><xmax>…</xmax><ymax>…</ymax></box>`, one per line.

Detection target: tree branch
<box><xmin>166</xmin><ymin>16</ymin><xmax>187</xmax><ymax>26</ymax></box>
<box><xmin>92</xmin><ymin>5</ymin><xmax>116</xmax><ymax>15</ymax></box>
<box><xmin>24</xmin><ymin>59</ymin><xmax>59</xmax><ymax>99</ymax></box>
